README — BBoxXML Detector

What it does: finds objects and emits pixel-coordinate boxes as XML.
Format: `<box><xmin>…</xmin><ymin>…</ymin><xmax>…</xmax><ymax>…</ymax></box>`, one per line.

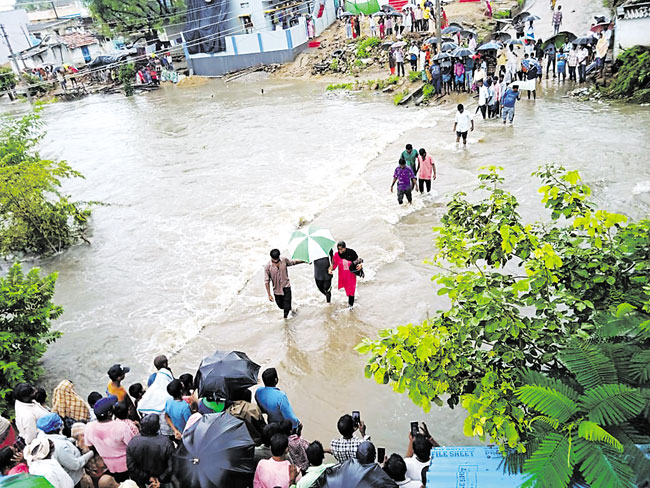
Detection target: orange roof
<box><xmin>58</xmin><ymin>32</ymin><xmax>98</xmax><ymax>49</ymax></box>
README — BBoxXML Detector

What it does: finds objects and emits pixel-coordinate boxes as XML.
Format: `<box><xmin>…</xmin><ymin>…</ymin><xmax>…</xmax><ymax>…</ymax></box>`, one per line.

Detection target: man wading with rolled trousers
<box><xmin>265</xmin><ymin>249</ymin><xmax>305</xmax><ymax>319</ymax></box>
<box><xmin>390</xmin><ymin>158</ymin><xmax>416</xmax><ymax>205</ymax></box>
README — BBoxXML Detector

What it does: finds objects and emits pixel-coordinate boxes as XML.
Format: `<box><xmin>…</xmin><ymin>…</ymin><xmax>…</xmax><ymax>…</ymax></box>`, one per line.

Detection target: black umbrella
<box><xmin>195</xmin><ymin>350</ymin><xmax>260</xmax><ymax>399</ymax></box>
<box><xmin>512</xmin><ymin>11</ymin><xmax>530</xmax><ymax>23</ymax></box>
<box><xmin>573</xmin><ymin>36</ymin><xmax>596</xmax><ymax>46</ymax></box>
<box><xmin>314</xmin><ymin>459</ymin><xmax>398</xmax><ymax>488</ymax></box>
<box><xmin>493</xmin><ymin>31</ymin><xmax>511</xmax><ymax>42</ymax></box>
<box><xmin>173</xmin><ymin>413</ymin><xmax>255</xmax><ymax>488</ymax></box>
<box><xmin>521</xmin><ymin>14</ymin><xmax>541</xmax><ymax>23</ymax></box>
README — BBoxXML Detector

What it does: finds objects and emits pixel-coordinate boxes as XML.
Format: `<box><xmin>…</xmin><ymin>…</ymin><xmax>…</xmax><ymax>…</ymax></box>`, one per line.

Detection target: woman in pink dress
<box><xmin>329</xmin><ymin>241</ymin><xmax>362</xmax><ymax>308</ymax></box>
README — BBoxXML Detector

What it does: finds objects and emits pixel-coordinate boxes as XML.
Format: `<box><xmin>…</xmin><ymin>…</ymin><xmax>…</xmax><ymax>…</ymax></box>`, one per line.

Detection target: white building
<box><xmin>615</xmin><ymin>1</ymin><xmax>650</xmax><ymax>57</ymax></box>
<box><xmin>19</xmin><ymin>32</ymin><xmax>102</xmax><ymax>68</ymax></box>
<box><xmin>0</xmin><ymin>9</ymin><xmax>32</xmax><ymax>70</ymax></box>
<box><xmin>184</xmin><ymin>0</ymin><xmax>336</xmax><ymax>76</ymax></box>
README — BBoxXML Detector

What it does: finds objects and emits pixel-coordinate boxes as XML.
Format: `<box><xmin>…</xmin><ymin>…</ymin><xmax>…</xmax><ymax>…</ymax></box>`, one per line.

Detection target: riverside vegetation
<box><xmin>0</xmin><ymin>108</ymin><xmax>91</xmax><ymax>417</ymax></box>
<box><xmin>358</xmin><ymin>165</ymin><xmax>650</xmax><ymax>487</ymax></box>
<box><xmin>605</xmin><ymin>46</ymin><xmax>650</xmax><ymax>104</ymax></box>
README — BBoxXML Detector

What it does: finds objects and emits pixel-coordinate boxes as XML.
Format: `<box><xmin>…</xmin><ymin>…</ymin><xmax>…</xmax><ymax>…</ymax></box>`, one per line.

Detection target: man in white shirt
<box><xmin>14</xmin><ymin>383</ymin><xmax>50</xmax><ymax>444</ymax></box>
<box><xmin>577</xmin><ymin>46</ymin><xmax>589</xmax><ymax>82</ymax></box>
<box><xmin>454</xmin><ymin>103</ymin><xmax>474</xmax><ymax>146</ymax></box>
<box><xmin>477</xmin><ymin>82</ymin><xmax>489</xmax><ymax>119</ymax></box>
<box><xmin>24</xmin><ymin>435</ymin><xmax>74</xmax><ymax>488</ymax></box>
<box><xmin>405</xmin><ymin>434</ymin><xmax>434</xmax><ymax>482</ymax></box>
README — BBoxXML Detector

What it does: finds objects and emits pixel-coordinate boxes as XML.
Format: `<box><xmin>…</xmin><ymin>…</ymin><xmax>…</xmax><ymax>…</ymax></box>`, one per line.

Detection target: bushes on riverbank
<box><xmin>358</xmin><ymin>165</ymin><xmax>650</xmax><ymax>487</ymax></box>
<box><xmin>0</xmin><ymin>107</ymin><xmax>92</xmax><ymax>257</ymax></box>
<box><xmin>605</xmin><ymin>45</ymin><xmax>650</xmax><ymax>104</ymax></box>
<box><xmin>0</xmin><ymin>263</ymin><xmax>62</xmax><ymax>417</ymax></box>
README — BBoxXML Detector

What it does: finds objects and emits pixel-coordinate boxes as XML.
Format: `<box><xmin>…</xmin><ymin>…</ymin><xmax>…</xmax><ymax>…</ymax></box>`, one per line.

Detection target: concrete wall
<box><xmin>0</xmin><ymin>9</ymin><xmax>32</xmax><ymax>68</ymax></box>
<box><xmin>186</xmin><ymin>0</ymin><xmax>335</xmax><ymax>76</ymax></box>
<box><xmin>68</xmin><ymin>43</ymin><xmax>101</xmax><ymax>65</ymax></box>
<box><xmin>614</xmin><ymin>17</ymin><xmax>650</xmax><ymax>57</ymax></box>
<box><xmin>188</xmin><ymin>43</ymin><xmax>307</xmax><ymax>75</ymax></box>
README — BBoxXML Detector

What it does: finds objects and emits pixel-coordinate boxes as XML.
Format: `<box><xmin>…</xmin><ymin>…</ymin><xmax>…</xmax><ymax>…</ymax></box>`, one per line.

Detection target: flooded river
<box><xmin>5</xmin><ymin>77</ymin><xmax>650</xmax><ymax>453</ymax></box>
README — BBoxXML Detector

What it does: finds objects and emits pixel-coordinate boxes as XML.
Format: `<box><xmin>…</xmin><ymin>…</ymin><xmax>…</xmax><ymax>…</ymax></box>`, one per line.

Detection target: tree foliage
<box><xmin>0</xmin><ymin>67</ymin><xmax>17</xmax><ymax>95</ymax></box>
<box><xmin>87</xmin><ymin>0</ymin><xmax>186</xmax><ymax>39</ymax></box>
<box><xmin>118</xmin><ymin>63</ymin><xmax>136</xmax><ymax>97</ymax></box>
<box><xmin>357</xmin><ymin>164</ymin><xmax>650</xmax><ymax>487</ymax></box>
<box><xmin>0</xmin><ymin>263</ymin><xmax>62</xmax><ymax>418</ymax></box>
<box><xmin>606</xmin><ymin>46</ymin><xmax>650</xmax><ymax>104</ymax></box>
<box><xmin>0</xmin><ymin>107</ymin><xmax>92</xmax><ymax>256</ymax></box>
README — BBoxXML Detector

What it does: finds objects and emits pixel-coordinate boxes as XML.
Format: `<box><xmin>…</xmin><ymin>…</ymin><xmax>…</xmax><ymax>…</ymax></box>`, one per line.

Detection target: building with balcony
<box><xmin>183</xmin><ymin>0</ymin><xmax>336</xmax><ymax>76</ymax></box>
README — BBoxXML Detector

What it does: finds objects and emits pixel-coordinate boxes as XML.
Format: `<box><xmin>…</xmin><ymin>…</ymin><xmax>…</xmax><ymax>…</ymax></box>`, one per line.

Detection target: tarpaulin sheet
<box><xmin>345</xmin><ymin>0</ymin><xmax>380</xmax><ymax>15</ymax></box>
<box><xmin>184</xmin><ymin>0</ymin><xmax>229</xmax><ymax>54</ymax></box>
<box><xmin>426</xmin><ymin>446</ymin><xmax>527</xmax><ymax>487</ymax></box>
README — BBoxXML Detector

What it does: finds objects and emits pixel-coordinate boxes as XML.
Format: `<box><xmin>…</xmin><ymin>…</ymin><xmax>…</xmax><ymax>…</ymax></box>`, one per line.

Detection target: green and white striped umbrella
<box><xmin>288</xmin><ymin>226</ymin><xmax>336</xmax><ymax>263</ymax></box>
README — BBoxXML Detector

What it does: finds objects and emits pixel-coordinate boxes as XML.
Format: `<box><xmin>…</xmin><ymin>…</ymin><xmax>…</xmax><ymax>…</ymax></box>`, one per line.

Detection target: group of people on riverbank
<box><xmin>1</xmin><ymin>358</ymin><xmax>439</xmax><ymax>487</ymax></box>
<box><xmin>338</xmin><ymin>4</ymin><xmax>442</xmax><ymax>40</ymax></box>
<box><xmin>383</xmin><ymin>3</ymin><xmax>611</xmax><ymax>107</ymax></box>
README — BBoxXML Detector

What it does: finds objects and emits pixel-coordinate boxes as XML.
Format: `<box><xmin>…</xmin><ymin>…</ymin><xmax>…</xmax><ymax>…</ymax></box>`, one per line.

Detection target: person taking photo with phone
<box><xmin>329</xmin><ymin>414</ymin><xmax>369</xmax><ymax>463</ymax></box>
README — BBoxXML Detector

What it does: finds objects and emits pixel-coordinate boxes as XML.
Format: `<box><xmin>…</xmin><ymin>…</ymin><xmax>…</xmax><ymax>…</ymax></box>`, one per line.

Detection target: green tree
<box><xmin>0</xmin><ymin>67</ymin><xmax>17</xmax><ymax>101</ymax></box>
<box><xmin>118</xmin><ymin>63</ymin><xmax>136</xmax><ymax>97</ymax></box>
<box><xmin>0</xmin><ymin>107</ymin><xmax>92</xmax><ymax>256</ymax></box>
<box><xmin>357</xmin><ymin>165</ymin><xmax>650</xmax><ymax>486</ymax></box>
<box><xmin>87</xmin><ymin>0</ymin><xmax>186</xmax><ymax>39</ymax></box>
<box><xmin>0</xmin><ymin>263</ymin><xmax>62</xmax><ymax>418</ymax></box>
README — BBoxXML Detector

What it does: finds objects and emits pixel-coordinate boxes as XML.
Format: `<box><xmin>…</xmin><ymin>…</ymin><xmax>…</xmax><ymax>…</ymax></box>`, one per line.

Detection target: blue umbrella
<box><xmin>441</xmin><ymin>41</ymin><xmax>458</xmax><ymax>52</ymax></box>
<box><xmin>478</xmin><ymin>41</ymin><xmax>502</xmax><ymax>51</ymax></box>
<box><xmin>442</xmin><ymin>25</ymin><xmax>462</xmax><ymax>34</ymax></box>
<box><xmin>452</xmin><ymin>47</ymin><xmax>475</xmax><ymax>58</ymax></box>
<box><xmin>505</xmin><ymin>38</ymin><xmax>524</xmax><ymax>46</ymax></box>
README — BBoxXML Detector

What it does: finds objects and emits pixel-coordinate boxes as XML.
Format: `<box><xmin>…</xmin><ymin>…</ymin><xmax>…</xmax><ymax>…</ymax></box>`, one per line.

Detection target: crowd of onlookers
<box><xmin>0</xmin><ymin>356</ymin><xmax>439</xmax><ymax>487</ymax></box>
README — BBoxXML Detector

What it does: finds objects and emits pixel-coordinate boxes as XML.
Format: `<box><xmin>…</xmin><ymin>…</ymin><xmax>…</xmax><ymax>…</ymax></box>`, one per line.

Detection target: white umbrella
<box><xmin>287</xmin><ymin>226</ymin><xmax>336</xmax><ymax>263</ymax></box>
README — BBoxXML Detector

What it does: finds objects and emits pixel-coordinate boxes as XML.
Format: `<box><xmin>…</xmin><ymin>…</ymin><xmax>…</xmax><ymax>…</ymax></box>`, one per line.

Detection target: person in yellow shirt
<box><xmin>107</xmin><ymin>364</ymin><xmax>130</xmax><ymax>402</ymax></box>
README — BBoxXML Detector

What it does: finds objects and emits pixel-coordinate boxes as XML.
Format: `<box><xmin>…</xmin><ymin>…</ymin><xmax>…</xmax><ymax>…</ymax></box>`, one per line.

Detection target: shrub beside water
<box><xmin>604</xmin><ymin>46</ymin><xmax>650</xmax><ymax>104</ymax></box>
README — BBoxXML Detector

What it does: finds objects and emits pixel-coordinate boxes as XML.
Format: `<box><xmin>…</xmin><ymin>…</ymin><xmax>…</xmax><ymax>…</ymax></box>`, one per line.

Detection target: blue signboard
<box><xmin>426</xmin><ymin>446</ymin><xmax>527</xmax><ymax>487</ymax></box>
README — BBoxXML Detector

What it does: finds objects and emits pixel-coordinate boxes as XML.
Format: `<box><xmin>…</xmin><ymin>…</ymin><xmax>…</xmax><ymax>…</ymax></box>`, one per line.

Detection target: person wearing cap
<box><xmin>13</xmin><ymin>382</ymin><xmax>50</xmax><ymax>444</ymax></box>
<box><xmin>107</xmin><ymin>364</ymin><xmax>130</xmax><ymax>404</ymax></box>
<box><xmin>38</xmin><ymin>413</ymin><xmax>94</xmax><ymax>486</ymax></box>
<box><xmin>126</xmin><ymin>414</ymin><xmax>174</xmax><ymax>488</ymax></box>
<box><xmin>84</xmin><ymin>395</ymin><xmax>135</xmax><ymax>482</ymax></box>
<box><xmin>23</xmin><ymin>435</ymin><xmax>74</xmax><ymax>488</ymax></box>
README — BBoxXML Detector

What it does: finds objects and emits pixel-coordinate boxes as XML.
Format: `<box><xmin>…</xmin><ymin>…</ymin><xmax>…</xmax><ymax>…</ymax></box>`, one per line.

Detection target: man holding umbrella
<box><xmin>265</xmin><ymin>249</ymin><xmax>305</xmax><ymax>319</ymax></box>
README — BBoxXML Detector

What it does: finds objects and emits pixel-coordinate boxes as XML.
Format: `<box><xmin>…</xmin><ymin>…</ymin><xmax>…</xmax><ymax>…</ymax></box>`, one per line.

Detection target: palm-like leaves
<box><xmin>516</xmin><ymin>366</ymin><xmax>647</xmax><ymax>487</ymax></box>
<box><xmin>572</xmin><ymin>439</ymin><xmax>635</xmax><ymax>488</ymax></box>
<box><xmin>561</xmin><ymin>344</ymin><xmax>618</xmax><ymax>389</ymax></box>
<box><xmin>581</xmin><ymin>384</ymin><xmax>645</xmax><ymax>425</ymax></box>
<box><xmin>522</xmin><ymin>433</ymin><xmax>573</xmax><ymax>488</ymax></box>
<box><xmin>577</xmin><ymin>421</ymin><xmax>622</xmax><ymax>451</ymax></box>
<box><xmin>516</xmin><ymin>385</ymin><xmax>578</xmax><ymax>423</ymax></box>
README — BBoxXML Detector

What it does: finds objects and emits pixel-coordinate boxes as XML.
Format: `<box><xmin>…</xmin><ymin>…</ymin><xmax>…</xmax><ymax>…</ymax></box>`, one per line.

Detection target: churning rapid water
<box><xmin>3</xmin><ymin>77</ymin><xmax>650</xmax><ymax>451</ymax></box>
